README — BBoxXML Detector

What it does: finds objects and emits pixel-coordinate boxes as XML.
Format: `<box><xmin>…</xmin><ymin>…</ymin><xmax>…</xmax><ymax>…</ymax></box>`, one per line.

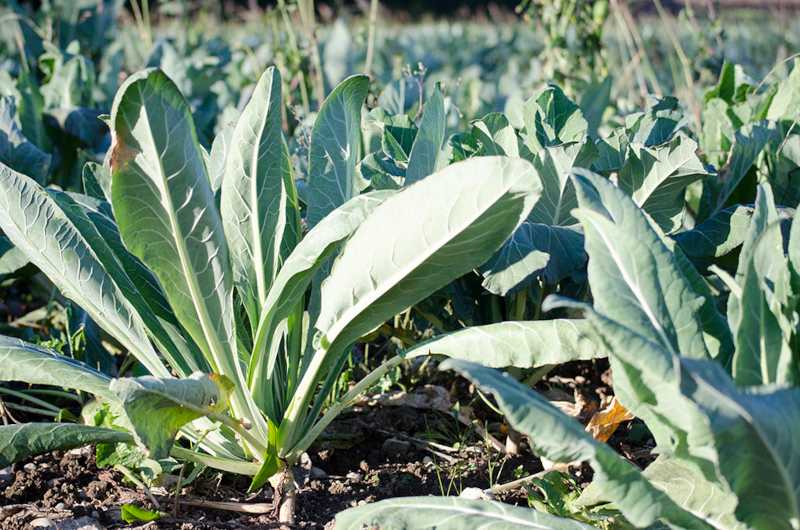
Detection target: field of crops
<box><xmin>0</xmin><ymin>1</ymin><xmax>799</xmax><ymax>529</ymax></box>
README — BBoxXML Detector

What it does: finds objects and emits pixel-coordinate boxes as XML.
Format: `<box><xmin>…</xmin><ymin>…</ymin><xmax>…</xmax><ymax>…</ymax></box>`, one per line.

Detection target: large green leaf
<box><xmin>110</xmin><ymin>372</ymin><xmax>233</xmax><ymax>460</ymax></box>
<box><xmin>676</xmin><ymin>205</ymin><xmax>755</xmax><ymax>259</ymax></box>
<box><xmin>0</xmin><ymin>424</ymin><xmax>132</xmax><ymax>468</ymax></box>
<box><xmin>528</xmin><ymin>140</ymin><xmax>599</xmax><ymax>226</ymax></box>
<box><xmin>336</xmin><ymin>497</ymin><xmax>595</xmax><ymax>530</ymax></box>
<box><xmin>0</xmin><ymin>163</ymin><xmax>170</xmax><ymax>378</ymax></box>
<box><xmin>221</xmin><ymin>67</ymin><xmax>300</xmax><ymax>327</ymax></box>
<box><xmin>445</xmin><ymin>359</ymin><xmax>711</xmax><ymax>529</ymax></box>
<box><xmin>571</xmin><ymin>168</ymin><xmax>710</xmax><ymax>361</ymax></box>
<box><xmin>0</xmin><ymin>96</ymin><xmax>50</xmax><ymax>183</ymax></box>
<box><xmin>402</xmin><ymin>319</ymin><xmax>606</xmax><ymax>368</ymax></box>
<box><xmin>471</xmin><ymin>113</ymin><xmax>520</xmax><ymax>158</ymax></box>
<box><xmin>479</xmin><ymin>223</ymin><xmax>586</xmax><ymax>295</ymax></box>
<box><xmin>0</xmin><ymin>236</ymin><xmax>27</xmax><ymax>276</ymax></box>
<box><xmin>521</xmin><ymin>85</ymin><xmax>587</xmax><ymax>153</ymax></box>
<box><xmin>82</xmin><ymin>161</ymin><xmax>112</xmax><ymax>202</ymax></box>
<box><xmin>208</xmin><ymin>125</ymin><xmax>234</xmax><ymax>195</ymax></box>
<box><xmin>713</xmin><ymin>120</ymin><xmax>778</xmax><ymax>214</ymax></box>
<box><xmin>316</xmin><ymin>156</ymin><xmax>542</xmax><ymax>354</ymax></box>
<box><xmin>406</xmin><ymin>85</ymin><xmax>446</xmax><ymax>184</ymax></box>
<box><xmin>306</xmin><ymin>75</ymin><xmax>371</xmax><ymax>228</ymax></box>
<box><xmin>732</xmin><ymin>220</ymin><xmax>795</xmax><ymax>386</ymax></box>
<box><xmin>0</xmin><ymin>336</ymin><xmax>116</xmax><ymax>402</ymax></box>
<box><xmin>51</xmin><ymin>191</ymin><xmax>208</xmax><ymax>377</ymax></box>
<box><xmin>680</xmin><ymin>358</ymin><xmax>800</xmax><ymax>530</ymax></box>
<box><xmin>642</xmin><ymin>457</ymin><xmax>744</xmax><ymax>530</ymax></box>
<box><xmin>249</xmin><ymin>191</ymin><xmax>396</xmax><ymax>405</ymax></box>
<box><xmin>109</xmin><ymin>69</ymin><xmax>265</xmax><ymax>439</ymax></box>
<box><xmin>615</xmin><ymin>134</ymin><xmax>711</xmax><ymax>233</ymax></box>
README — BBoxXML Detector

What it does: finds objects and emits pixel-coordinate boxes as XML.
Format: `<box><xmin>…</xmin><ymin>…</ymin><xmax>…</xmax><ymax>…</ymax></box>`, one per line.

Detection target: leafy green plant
<box><xmin>338</xmin><ymin>168</ymin><xmax>800</xmax><ymax>529</ymax></box>
<box><xmin>0</xmin><ymin>65</ymin><xmax>555</xmax><ymax>522</ymax></box>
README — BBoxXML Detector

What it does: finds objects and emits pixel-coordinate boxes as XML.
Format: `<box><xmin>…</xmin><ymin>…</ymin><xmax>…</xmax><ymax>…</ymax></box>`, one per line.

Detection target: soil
<box><xmin>0</xmin><ymin>359</ymin><xmax>652</xmax><ymax>530</ymax></box>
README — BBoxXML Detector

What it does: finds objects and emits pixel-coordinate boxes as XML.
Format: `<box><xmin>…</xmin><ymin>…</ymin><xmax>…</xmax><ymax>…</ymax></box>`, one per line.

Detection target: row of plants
<box><xmin>0</xmin><ymin>46</ymin><xmax>799</xmax><ymax>527</ymax></box>
<box><xmin>0</xmin><ymin>2</ymin><xmax>799</xmax><ymax>529</ymax></box>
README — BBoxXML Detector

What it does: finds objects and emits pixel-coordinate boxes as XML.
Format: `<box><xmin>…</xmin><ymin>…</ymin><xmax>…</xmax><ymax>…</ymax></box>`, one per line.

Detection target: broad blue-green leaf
<box><xmin>732</xmin><ymin>220</ymin><xmax>794</xmax><ymax>387</ymax></box>
<box><xmin>766</xmin><ymin>58</ymin><xmax>800</xmax><ymax>123</ymax></box>
<box><xmin>580</xmin><ymin>77</ymin><xmax>612</xmax><ymax>138</ymax></box>
<box><xmin>680</xmin><ymin>357</ymin><xmax>800</xmax><ymax>530</ymax></box>
<box><xmin>0</xmin><ymin>336</ymin><xmax>116</xmax><ymax>402</ymax></box>
<box><xmin>629</xmin><ymin>108</ymin><xmax>689</xmax><ymax>147</ymax></box>
<box><xmin>480</xmin><ymin>223</ymin><xmax>586</xmax><ymax>295</ymax></box>
<box><xmin>615</xmin><ymin>134</ymin><xmax>711</xmax><ymax>233</ymax></box>
<box><xmin>53</xmin><ymin>191</ymin><xmax>208</xmax><ymax>376</ymax></box>
<box><xmin>571</xmin><ymin>168</ymin><xmax>710</xmax><ymax>360</ymax></box>
<box><xmin>593</xmin><ymin>128</ymin><xmax>629</xmax><ymax>174</ymax></box>
<box><xmin>0</xmin><ymin>96</ymin><xmax>51</xmax><ymax>183</ymax></box>
<box><xmin>643</xmin><ymin>457</ymin><xmax>744</xmax><ymax>530</ymax></box>
<box><xmin>521</xmin><ymin>85</ymin><xmax>587</xmax><ymax>154</ymax></box>
<box><xmin>0</xmin><ymin>423</ymin><xmax>132</xmax><ymax>468</ymax></box>
<box><xmin>445</xmin><ymin>360</ymin><xmax>711</xmax><ymax>530</ymax></box>
<box><xmin>109</xmin><ymin>69</ymin><xmax>265</xmax><ymax>439</ymax></box>
<box><xmin>306</xmin><ymin>75</ymin><xmax>370</xmax><ymax>228</ymax></box>
<box><xmin>528</xmin><ymin>140</ymin><xmax>599</xmax><ymax>226</ymax></box>
<box><xmin>249</xmin><ymin>191</ymin><xmax>396</xmax><ymax>405</ymax></box>
<box><xmin>700</xmin><ymin>98</ymin><xmax>735</xmax><ymax>170</ymax></box>
<box><xmin>676</xmin><ymin>205</ymin><xmax>754</xmax><ymax>258</ymax></box>
<box><xmin>316</xmin><ymin>156</ymin><xmax>542</xmax><ymax>354</ymax></box>
<box><xmin>82</xmin><ymin>161</ymin><xmax>112</xmax><ymax>202</ymax></box>
<box><xmin>336</xmin><ymin>497</ymin><xmax>595</xmax><ymax>530</ymax></box>
<box><xmin>208</xmin><ymin>125</ymin><xmax>234</xmax><ymax>195</ymax></box>
<box><xmin>402</xmin><ymin>319</ymin><xmax>606</xmax><ymax>367</ymax></box>
<box><xmin>110</xmin><ymin>372</ymin><xmax>233</xmax><ymax>460</ymax></box>
<box><xmin>714</xmin><ymin>120</ymin><xmax>779</xmax><ymax>213</ymax></box>
<box><xmin>0</xmin><ymin>236</ymin><xmax>27</xmax><ymax>276</ymax></box>
<box><xmin>471</xmin><ymin>113</ymin><xmax>520</xmax><ymax>158</ymax></box>
<box><xmin>0</xmin><ymin>164</ymin><xmax>170</xmax><ymax>378</ymax></box>
<box><xmin>221</xmin><ymin>67</ymin><xmax>300</xmax><ymax>327</ymax></box>
<box><xmin>406</xmin><ymin>86</ymin><xmax>446</xmax><ymax>184</ymax></box>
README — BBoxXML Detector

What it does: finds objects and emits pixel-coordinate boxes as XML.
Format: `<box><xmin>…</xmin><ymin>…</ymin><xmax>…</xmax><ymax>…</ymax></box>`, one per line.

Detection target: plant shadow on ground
<box><xmin>0</xmin><ymin>358</ymin><xmax>652</xmax><ymax>529</ymax></box>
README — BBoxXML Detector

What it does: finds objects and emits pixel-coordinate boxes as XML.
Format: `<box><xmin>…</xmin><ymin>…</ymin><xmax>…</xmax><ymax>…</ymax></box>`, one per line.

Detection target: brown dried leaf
<box><xmin>584</xmin><ymin>397</ymin><xmax>634</xmax><ymax>442</ymax></box>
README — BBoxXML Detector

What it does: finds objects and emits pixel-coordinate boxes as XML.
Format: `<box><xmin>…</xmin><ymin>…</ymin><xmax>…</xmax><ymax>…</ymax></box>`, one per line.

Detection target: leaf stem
<box><xmin>286</xmin><ymin>354</ymin><xmax>406</xmax><ymax>462</ymax></box>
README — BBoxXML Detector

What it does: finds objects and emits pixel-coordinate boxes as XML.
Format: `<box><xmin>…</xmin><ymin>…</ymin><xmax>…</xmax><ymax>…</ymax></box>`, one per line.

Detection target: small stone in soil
<box><xmin>382</xmin><ymin>438</ymin><xmax>411</xmax><ymax>459</ymax></box>
<box><xmin>310</xmin><ymin>467</ymin><xmax>328</xmax><ymax>479</ymax></box>
<box><xmin>345</xmin><ymin>471</ymin><xmax>362</xmax><ymax>481</ymax></box>
<box><xmin>55</xmin><ymin>502</ymin><xmax>67</xmax><ymax>511</ymax></box>
<box><xmin>91</xmin><ymin>511</ymin><xmax>100</xmax><ymax>519</ymax></box>
<box><xmin>29</xmin><ymin>517</ymin><xmax>56</xmax><ymax>528</ymax></box>
<box><xmin>23</xmin><ymin>462</ymin><xmax>36</xmax><ymax>472</ymax></box>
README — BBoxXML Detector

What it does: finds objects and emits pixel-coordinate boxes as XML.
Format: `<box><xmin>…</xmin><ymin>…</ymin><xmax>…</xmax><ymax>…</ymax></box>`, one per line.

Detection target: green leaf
<box><xmin>680</xmin><ymin>358</ymin><xmax>800</xmax><ymax>530</ymax></box>
<box><xmin>676</xmin><ymin>205</ymin><xmax>755</xmax><ymax>259</ymax></box>
<box><xmin>306</xmin><ymin>75</ymin><xmax>371</xmax><ymax>228</ymax></box>
<box><xmin>121</xmin><ymin>504</ymin><xmax>167</xmax><ymax>523</ymax></box>
<box><xmin>593</xmin><ymin>128</ymin><xmax>629</xmax><ymax>174</ymax></box>
<box><xmin>528</xmin><ymin>140</ymin><xmax>599</xmax><ymax>226</ymax></box>
<box><xmin>221</xmin><ymin>67</ymin><xmax>300</xmax><ymax>327</ymax></box>
<box><xmin>110</xmin><ymin>372</ymin><xmax>233</xmax><ymax>460</ymax></box>
<box><xmin>766</xmin><ymin>59</ymin><xmax>800</xmax><ymax>123</ymax></box>
<box><xmin>521</xmin><ymin>85</ymin><xmax>588</xmax><ymax>153</ymax></box>
<box><xmin>108</xmin><ymin>69</ymin><xmax>259</xmax><ymax>433</ymax></box>
<box><xmin>406</xmin><ymin>85</ymin><xmax>446</xmax><ymax>184</ymax></box>
<box><xmin>643</xmin><ymin>457</ymin><xmax>743</xmax><ymax>530</ymax></box>
<box><xmin>0</xmin><ymin>96</ymin><xmax>51</xmax><ymax>183</ymax></box>
<box><xmin>51</xmin><ymin>191</ymin><xmax>209</xmax><ymax>377</ymax></box>
<box><xmin>316</xmin><ymin>156</ymin><xmax>542</xmax><ymax>354</ymax></box>
<box><xmin>0</xmin><ymin>163</ymin><xmax>170</xmax><ymax>378</ymax></box>
<box><xmin>336</xmin><ymin>497</ymin><xmax>596</xmax><ymax>530</ymax></box>
<box><xmin>249</xmin><ymin>191</ymin><xmax>396</xmax><ymax>405</ymax></box>
<box><xmin>571</xmin><ymin>168</ymin><xmax>710</xmax><ymax>361</ymax></box>
<box><xmin>714</xmin><ymin>120</ymin><xmax>779</xmax><ymax>213</ymax></box>
<box><xmin>0</xmin><ymin>336</ymin><xmax>116</xmax><ymax>402</ymax></box>
<box><xmin>615</xmin><ymin>134</ymin><xmax>711</xmax><ymax>233</ymax></box>
<box><xmin>444</xmin><ymin>360</ymin><xmax>711</xmax><ymax>529</ymax></box>
<box><xmin>0</xmin><ymin>423</ymin><xmax>132</xmax><ymax>468</ymax></box>
<box><xmin>471</xmin><ymin>113</ymin><xmax>520</xmax><ymax>158</ymax></box>
<box><xmin>580</xmin><ymin>77</ymin><xmax>612</xmax><ymax>139</ymax></box>
<box><xmin>208</xmin><ymin>125</ymin><xmax>234</xmax><ymax>195</ymax></box>
<box><xmin>82</xmin><ymin>161</ymin><xmax>112</xmax><ymax>202</ymax></box>
<box><xmin>731</xmin><ymin>220</ymin><xmax>794</xmax><ymax>386</ymax></box>
<box><xmin>0</xmin><ymin>236</ymin><xmax>27</xmax><ymax>276</ymax></box>
<box><xmin>480</xmin><ymin>223</ymin><xmax>586</xmax><ymax>295</ymax></box>
<box><xmin>402</xmin><ymin>319</ymin><xmax>606</xmax><ymax>368</ymax></box>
